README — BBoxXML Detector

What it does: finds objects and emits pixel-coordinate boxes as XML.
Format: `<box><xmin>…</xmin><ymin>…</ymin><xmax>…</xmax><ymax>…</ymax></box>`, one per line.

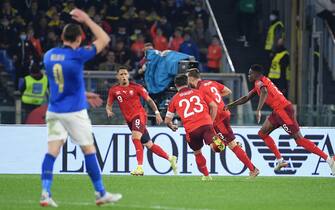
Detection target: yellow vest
<box><xmin>22</xmin><ymin>74</ymin><xmax>48</xmax><ymax>105</ymax></box>
<box><xmin>268</xmin><ymin>50</ymin><xmax>290</xmax><ymax>80</ymax></box>
<box><xmin>265</xmin><ymin>21</ymin><xmax>284</xmax><ymax>50</ymax></box>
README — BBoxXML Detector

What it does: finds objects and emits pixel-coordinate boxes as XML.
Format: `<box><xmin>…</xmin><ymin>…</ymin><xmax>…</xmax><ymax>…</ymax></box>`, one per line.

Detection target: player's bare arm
<box><xmin>164</xmin><ymin>116</ymin><xmax>178</xmax><ymax>132</ymax></box>
<box><xmin>256</xmin><ymin>87</ymin><xmax>268</xmax><ymax>123</ymax></box>
<box><xmin>225</xmin><ymin>90</ymin><xmax>257</xmax><ymax>110</ymax></box>
<box><xmin>208</xmin><ymin>101</ymin><xmax>218</xmax><ymax>121</ymax></box>
<box><xmin>105</xmin><ymin>100</ymin><xmax>115</xmax><ymax>118</ymax></box>
<box><xmin>221</xmin><ymin>86</ymin><xmax>232</xmax><ymax>97</ymax></box>
<box><xmin>86</xmin><ymin>92</ymin><xmax>103</xmax><ymax>108</ymax></box>
<box><xmin>146</xmin><ymin>97</ymin><xmax>163</xmax><ymax>124</ymax></box>
<box><xmin>70</xmin><ymin>8</ymin><xmax>110</xmax><ymax>53</ymax></box>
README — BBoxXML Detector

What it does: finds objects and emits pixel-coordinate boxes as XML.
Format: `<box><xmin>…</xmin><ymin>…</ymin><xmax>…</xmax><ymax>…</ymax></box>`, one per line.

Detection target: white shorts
<box><xmin>46</xmin><ymin>109</ymin><xmax>94</xmax><ymax>146</ymax></box>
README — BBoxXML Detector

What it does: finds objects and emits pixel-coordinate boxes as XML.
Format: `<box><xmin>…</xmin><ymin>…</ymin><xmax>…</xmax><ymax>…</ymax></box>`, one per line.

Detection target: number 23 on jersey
<box><xmin>178</xmin><ymin>96</ymin><xmax>204</xmax><ymax>118</ymax></box>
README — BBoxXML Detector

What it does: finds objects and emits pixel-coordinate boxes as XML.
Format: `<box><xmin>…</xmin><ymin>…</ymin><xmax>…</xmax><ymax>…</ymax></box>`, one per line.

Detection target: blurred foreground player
<box><xmin>106</xmin><ymin>66</ymin><xmax>177</xmax><ymax>176</ymax></box>
<box><xmin>226</xmin><ymin>64</ymin><xmax>335</xmax><ymax>174</ymax></box>
<box><xmin>165</xmin><ymin>74</ymin><xmax>225</xmax><ymax>180</ymax></box>
<box><xmin>187</xmin><ymin>69</ymin><xmax>259</xmax><ymax>177</ymax></box>
<box><xmin>41</xmin><ymin>9</ymin><xmax>122</xmax><ymax>207</ymax></box>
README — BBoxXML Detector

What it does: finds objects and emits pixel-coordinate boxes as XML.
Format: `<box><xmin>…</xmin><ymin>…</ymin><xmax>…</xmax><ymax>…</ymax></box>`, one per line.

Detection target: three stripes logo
<box><xmin>247</xmin><ymin>134</ymin><xmax>325</xmax><ymax>174</ymax></box>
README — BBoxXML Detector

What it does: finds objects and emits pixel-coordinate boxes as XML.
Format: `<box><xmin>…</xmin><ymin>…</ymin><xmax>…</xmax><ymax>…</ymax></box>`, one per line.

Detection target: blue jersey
<box><xmin>43</xmin><ymin>45</ymin><xmax>96</xmax><ymax>113</ymax></box>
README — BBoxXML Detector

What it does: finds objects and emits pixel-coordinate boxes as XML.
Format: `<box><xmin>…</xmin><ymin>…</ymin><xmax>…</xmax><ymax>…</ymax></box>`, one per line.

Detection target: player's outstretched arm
<box><xmin>70</xmin><ymin>8</ymin><xmax>110</xmax><ymax>53</ymax></box>
<box><xmin>225</xmin><ymin>90</ymin><xmax>256</xmax><ymax>110</ymax></box>
<box><xmin>146</xmin><ymin>97</ymin><xmax>163</xmax><ymax>124</ymax></box>
<box><xmin>86</xmin><ymin>92</ymin><xmax>103</xmax><ymax>108</ymax></box>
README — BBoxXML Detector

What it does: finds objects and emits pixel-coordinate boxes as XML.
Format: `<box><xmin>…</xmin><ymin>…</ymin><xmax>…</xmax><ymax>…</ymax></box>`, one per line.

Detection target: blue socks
<box><xmin>41</xmin><ymin>153</ymin><xmax>106</xmax><ymax>197</ymax></box>
<box><xmin>85</xmin><ymin>153</ymin><xmax>106</xmax><ymax>196</ymax></box>
<box><xmin>41</xmin><ymin>153</ymin><xmax>56</xmax><ymax>195</ymax></box>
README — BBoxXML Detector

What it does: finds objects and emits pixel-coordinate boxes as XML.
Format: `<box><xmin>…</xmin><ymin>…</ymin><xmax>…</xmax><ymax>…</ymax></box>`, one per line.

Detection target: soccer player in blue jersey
<box><xmin>40</xmin><ymin>9</ymin><xmax>122</xmax><ymax>207</ymax></box>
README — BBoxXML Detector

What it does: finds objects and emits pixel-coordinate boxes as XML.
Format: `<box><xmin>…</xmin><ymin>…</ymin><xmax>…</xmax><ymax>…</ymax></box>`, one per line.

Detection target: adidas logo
<box><xmin>248</xmin><ymin>134</ymin><xmax>325</xmax><ymax>175</ymax></box>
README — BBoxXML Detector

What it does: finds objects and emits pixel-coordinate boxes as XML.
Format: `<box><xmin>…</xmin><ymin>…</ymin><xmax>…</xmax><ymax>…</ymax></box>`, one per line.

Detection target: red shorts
<box><xmin>186</xmin><ymin>125</ymin><xmax>216</xmax><ymax>151</ymax></box>
<box><xmin>127</xmin><ymin>115</ymin><xmax>151</xmax><ymax>143</ymax></box>
<box><xmin>268</xmin><ymin>104</ymin><xmax>300</xmax><ymax>135</ymax></box>
<box><xmin>214</xmin><ymin>115</ymin><xmax>235</xmax><ymax>144</ymax></box>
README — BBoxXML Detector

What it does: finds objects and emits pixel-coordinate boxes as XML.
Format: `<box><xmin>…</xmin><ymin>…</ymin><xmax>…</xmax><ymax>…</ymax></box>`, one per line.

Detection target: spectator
<box><xmin>132</xmin><ymin>10</ymin><xmax>150</xmax><ymax>36</ymax></box>
<box><xmin>194</xmin><ymin>0</ymin><xmax>209</xmax><ymax>29</ymax></box>
<box><xmin>9</xmin><ymin>28</ymin><xmax>38</xmax><ymax>89</ymax></box>
<box><xmin>20</xmin><ymin>61</ymin><xmax>48</xmax><ymax>123</ymax></box>
<box><xmin>34</xmin><ymin>16</ymin><xmax>49</xmax><ymax>43</ymax></box>
<box><xmin>99</xmin><ymin>51</ymin><xmax>120</xmax><ymax>71</ymax></box>
<box><xmin>150</xmin><ymin>22</ymin><xmax>168</xmax><ymax>51</ymax></box>
<box><xmin>27</xmin><ymin>27</ymin><xmax>43</xmax><ymax>59</ymax></box>
<box><xmin>93</xmin><ymin>14</ymin><xmax>112</xmax><ymax>34</ymax></box>
<box><xmin>168</xmin><ymin>27</ymin><xmax>184</xmax><ymax>51</ymax></box>
<box><xmin>11</xmin><ymin>14</ymin><xmax>26</xmax><ymax>32</ymax></box>
<box><xmin>268</xmin><ymin>38</ymin><xmax>290</xmax><ymax>97</ymax></box>
<box><xmin>191</xmin><ymin>18</ymin><xmax>211</xmax><ymax>62</ymax></box>
<box><xmin>87</xmin><ymin>5</ymin><xmax>97</xmax><ymax>18</ymax></box>
<box><xmin>106</xmin><ymin>0</ymin><xmax>122</xmax><ymax>29</ymax></box>
<box><xmin>43</xmin><ymin>30</ymin><xmax>59</xmax><ymax>52</ymax></box>
<box><xmin>122</xmin><ymin>6</ymin><xmax>138</xmax><ymax>20</ymax></box>
<box><xmin>236</xmin><ymin>0</ymin><xmax>256</xmax><ymax>47</ymax></box>
<box><xmin>24</xmin><ymin>0</ymin><xmax>40</xmax><ymax>23</ymax></box>
<box><xmin>0</xmin><ymin>0</ymin><xmax>18</xmax><ymax>20</ymax></box>
<box><xmin>264</xmin><ymin>10</ymin><xmax>285</xmax><ymax>55</ymax></box>
<box><xmin>121</xmin><ymin>0</ymin><xmax>135</xmax><ymax>12</ymax></box>
<box><xmin>179</xmin><ymin>30</ymin><xmax>200</xmax><ymax>61</ymax></box>
<box><xmin>114</xmin><ymin>39</ymin><xmax>131</xmax><ymax>66</ymax></box>
<box><xmin>164</xmin><ymin>0</ymin><xmax>179</xmax><ymax>27</ymax></box>
<box><xmin>112</xmin><ymin>25</ymin><xmax>130</xmax><ymax>48</ymax></box>
<box><xmin>0</xmin><ymin>17</ymin><xmax>14</xmax><ymax>51</ymax></box>
<box><xmin>207</xmin><ymin>35</ymin><xmax>222</xmax><ymax>72</ymax></box>
<box><xmin>180</xmin><ymin>0</ymin><xmax>195</xmax><ymax>23</ymax></box>
<box><xmin>45</xmin><ymin>5</ymin><xmax>58</xmax><ymax>19</ymax></box>
<box><xmin>48</xmin><ymin>13</ymin><xmax>61</xmax><ymax>28</ymax></box>
<box><xmin>157</xmin><ymin>16</ymin><xmax>173</xmax><ymax>38</ymax></box>
<box><xmin>131</xmin><ymin>34</ymin><xmax>145</xmax><ymax>57</ymax></box>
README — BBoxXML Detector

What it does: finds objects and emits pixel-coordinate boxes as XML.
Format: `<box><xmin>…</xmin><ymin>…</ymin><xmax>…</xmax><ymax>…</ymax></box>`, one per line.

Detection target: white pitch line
<box><xmin>1</xmin><ymin>199</ymin><xmax>215</xmax><ymax>210</ymax></box>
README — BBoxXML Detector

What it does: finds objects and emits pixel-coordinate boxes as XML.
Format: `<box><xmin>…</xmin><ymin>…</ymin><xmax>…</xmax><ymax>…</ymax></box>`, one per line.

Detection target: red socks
<box><xmin>132</xmin><ymin>139</ymin><xmax>143</xmax><ymax>165</ymax></box>
<box><xmin>258</xmin><ymin>131</ymin><xmax>282</xmax><ymax>159</ymax></box>
<box><xmin>232</xmin><ymin>145</ymin><xmax>255</xmax><ymax>171</ymax></box>
<box><xmin>150</xmin><ymin>144</ymin><xmax>169</xmax><ymax>160</ymax></box>
<box><xmin>195</xmin><ymin>153</ymin><xmax>209</xmax><ymax>176</ymax></box>
<box><xmin>296</xmin><ymin>137</ymin><xmax>328</xmax><ymax>160</ymax></box>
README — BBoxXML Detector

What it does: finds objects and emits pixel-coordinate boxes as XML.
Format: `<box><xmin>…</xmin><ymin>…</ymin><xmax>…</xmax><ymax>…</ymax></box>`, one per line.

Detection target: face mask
<box><xmin>20</xmin><ymin>34</ymin><xmax>27</xmax><ymax>40</ymax></box>
<box><xmin>269</xmin><ymin>14</ymin><xmax>276</xmax><ymax>21</ymax></box>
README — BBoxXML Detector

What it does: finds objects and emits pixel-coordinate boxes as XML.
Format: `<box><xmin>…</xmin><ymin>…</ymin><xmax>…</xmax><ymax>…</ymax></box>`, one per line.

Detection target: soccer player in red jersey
<box><xmin>106</xmin><ymin>66</ymin><xmax>177</xmax><ymax>176</ymax></box>
<box><xmin>165</xmin><ymin>74</ymin><xmax>225</xmax><ymax>180</ymax></box>
<box><xmin>226</xmin><ymin>64</ymin><xmax>335</xmax><ymax>174</ymax></box>
<box><xmin>187</xmin><ymin>69</ymin><xmax>259</xmax><ymax>177</ymax></box>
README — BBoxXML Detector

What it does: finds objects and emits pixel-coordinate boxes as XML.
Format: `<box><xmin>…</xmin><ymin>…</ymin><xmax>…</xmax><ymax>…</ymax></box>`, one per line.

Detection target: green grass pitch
<box><xmin>0</xmin><ymin>175</ymin><xmax>334</xmax><ymax>210</ymax></box>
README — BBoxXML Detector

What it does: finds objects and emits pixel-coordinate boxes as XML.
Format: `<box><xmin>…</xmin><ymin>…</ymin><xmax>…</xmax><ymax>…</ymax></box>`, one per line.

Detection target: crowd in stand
<box><xmin>0</xmin><ymin>0</ymin><xmax>224</xmax><ymax>90</ymax></box>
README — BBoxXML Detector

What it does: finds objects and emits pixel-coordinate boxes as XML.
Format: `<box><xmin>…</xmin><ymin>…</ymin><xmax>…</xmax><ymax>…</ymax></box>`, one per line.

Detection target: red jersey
<box><xmin>252</xmin><ymin>76</ymin><xmax>290</xmax><ymax>111</ymax></box>
<box><xmin>197</xmin><ymin>80</ymin><xmax>230</xmax><ymax>123</ymax></box>
<box><xmin>166</xmin><ymin>87</ymin><xmax>213</xmax><ymax>133</ymax></box>
<box><xmin>108</xmin><ymin>82</ymin><xmax>149</xmax><ymax>122</ymax></box>
<box><xmin>169</xmin><ymin>36</ymin><xmax>184</xmax><ymax>51</ymax></box>
<box><xmin>207</xmin><ymin>44</ymin><xmax>222</xmax><ymax>69</ymax></box>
